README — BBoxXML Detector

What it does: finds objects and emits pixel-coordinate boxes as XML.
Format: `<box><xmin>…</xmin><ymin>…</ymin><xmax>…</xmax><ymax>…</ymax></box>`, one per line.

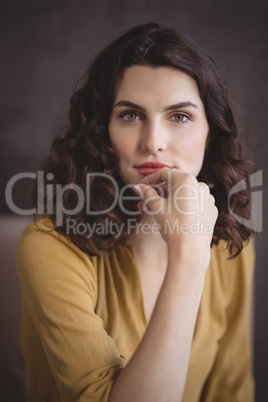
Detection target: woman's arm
<box><xmin>16</xmin><ymin>219</ymin><xmax>126</xmax><ymax>402</ymax></box>
<box><xmin>109</xmin><ymin>169</ymin><xmax>218</xmax><ymax>402</ymax></box>
<box><xmin>109</xmin><ymin>253</ymin><xmax>206</xmax><ymax>402</ymax></box>
<box><xmin>200</xmin><ymin>241</ymin><xmax>255</xmax><ymax>401</ymax></box>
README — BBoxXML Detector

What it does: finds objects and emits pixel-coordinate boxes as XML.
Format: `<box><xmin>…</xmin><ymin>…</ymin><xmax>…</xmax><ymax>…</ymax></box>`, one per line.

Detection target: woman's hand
<box><xmin>134</xmin><ymin>167</ymin><xmax>218</xmax><ymax>271</ymax></box>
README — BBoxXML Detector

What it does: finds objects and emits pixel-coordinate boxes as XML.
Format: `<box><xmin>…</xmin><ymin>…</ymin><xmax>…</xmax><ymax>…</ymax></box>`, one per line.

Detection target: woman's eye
<box><xmin>170</xmin><ymin>113</ymin><xmax>189</xmax><ymax>123</ymax></box>
<box><xmin>121</xmin><ymin>112</ymin><xmax>140</xmax><ymax>121</ymax></box>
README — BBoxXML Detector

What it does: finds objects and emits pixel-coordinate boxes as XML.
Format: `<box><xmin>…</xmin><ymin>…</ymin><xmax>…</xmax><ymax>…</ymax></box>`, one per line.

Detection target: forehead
<box><xmin>114</xmin><ymin>65</ymin><xmax>202</xmax><ymax>107</ymax></box>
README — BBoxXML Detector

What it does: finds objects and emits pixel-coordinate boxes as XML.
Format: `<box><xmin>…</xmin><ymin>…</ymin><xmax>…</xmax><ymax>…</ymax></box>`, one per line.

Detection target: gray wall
<box><xmin>1</xmin><ymin>0</ymin><xmax>267</xmax><ymax>400</ymax></box>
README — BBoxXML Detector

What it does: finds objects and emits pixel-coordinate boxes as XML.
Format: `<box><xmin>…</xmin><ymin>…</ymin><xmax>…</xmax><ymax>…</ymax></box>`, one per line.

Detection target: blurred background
<box><xmin>0</xmin><ymin>0</ymin><xmax>267</xmax><ymax>400</ymax></box>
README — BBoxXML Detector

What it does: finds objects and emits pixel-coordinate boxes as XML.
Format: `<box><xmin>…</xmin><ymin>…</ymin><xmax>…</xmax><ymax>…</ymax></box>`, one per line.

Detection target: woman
<box><xmin>16</xmin><ymin>23</ymin><xmax>255</xmax><ymax>401</ymax></box>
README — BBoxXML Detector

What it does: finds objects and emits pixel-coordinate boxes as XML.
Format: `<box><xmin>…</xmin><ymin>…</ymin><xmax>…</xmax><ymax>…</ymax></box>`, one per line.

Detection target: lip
<box><xmin>135</xmin><ymin>162</ymin><xmax>173</xmax><ymax>176</ymax></box>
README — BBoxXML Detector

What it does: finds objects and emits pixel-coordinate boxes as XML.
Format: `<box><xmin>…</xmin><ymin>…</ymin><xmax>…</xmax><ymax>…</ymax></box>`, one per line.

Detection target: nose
<box><xmin>141</xmin><ymin>120</ymin><xmax>167</xmax><ymax>154</ymax></box>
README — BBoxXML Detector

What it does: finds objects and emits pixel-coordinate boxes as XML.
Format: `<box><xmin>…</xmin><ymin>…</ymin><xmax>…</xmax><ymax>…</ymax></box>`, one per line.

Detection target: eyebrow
<box><xmin>113</xmin><ymin>100</ymin><xmax>199</xmax><ymax>111</ymax></box>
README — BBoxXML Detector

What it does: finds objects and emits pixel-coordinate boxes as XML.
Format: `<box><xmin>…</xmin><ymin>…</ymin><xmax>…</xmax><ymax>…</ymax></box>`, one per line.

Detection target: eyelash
<box><xmin>170</xmin><ymin>113</ymin><xmax>191</xmax><ymax>123</ymax></box>
<box><xmin>119</xmin><ymin>110</ymin><xmax>191</xmax><ymax>123</ymax></box>
<box><xmin>119</xmin><ymin>110</ymin><xmax>142</xmax><ymax>122</ymax></box>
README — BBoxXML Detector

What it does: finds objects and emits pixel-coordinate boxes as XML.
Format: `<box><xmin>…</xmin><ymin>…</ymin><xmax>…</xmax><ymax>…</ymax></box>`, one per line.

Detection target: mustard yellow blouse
<box><xmin>16</xmin><ymin>217</ymin><xmax>255</xmax><ymax>401</ymax></box>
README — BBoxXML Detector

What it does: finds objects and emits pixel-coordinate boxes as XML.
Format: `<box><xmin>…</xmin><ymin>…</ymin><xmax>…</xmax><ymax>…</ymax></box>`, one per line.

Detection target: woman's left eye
<box><xmin>170</xmin><ymin>113</ymin><xmax>189</xmax><ymax>123</ymax></box>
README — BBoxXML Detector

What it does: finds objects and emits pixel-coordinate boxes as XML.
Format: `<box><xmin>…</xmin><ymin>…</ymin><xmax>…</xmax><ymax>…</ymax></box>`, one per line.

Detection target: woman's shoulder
<box><xmin>16</xmin><ymin>216</ymin><xmax>100</xmax><ymax>280</ymax></box>
<box><xmin>17</xmin><ymin>216</ymin><xmax>86</xmax><ymax>257</ymax></box>
<box><xmin>16</xmin><ymin>216</ymin><xmax>134</xmax><ymax>282</ymax></box>
<box><xmin>211</xmin><ymin>239</ymin><xmax>255</xmax><ymax>270</ymax></box>
<box><xmin>209</xmin><ymin>239</ymin><xmax>255</xmax><ymax>296</ymax></box>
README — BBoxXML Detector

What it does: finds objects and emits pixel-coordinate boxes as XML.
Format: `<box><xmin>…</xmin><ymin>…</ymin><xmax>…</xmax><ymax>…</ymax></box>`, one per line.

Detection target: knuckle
<box><xmin>209</xmin><ymin>194</ymin><xmax>215</xmax><ymax>203</ymax></box>
<box><xmin>198</xmin><ymin>182</ymin><xmax>210</xmax><ymax>193</ymax></box>
<box><xmin>146</xmin><ymin>197</ymin><xmax>163</xmax><ymax>212</ymax></box>
<box><xmin>199</xmin><ymin>181</ymin><xmax>209</xmax><ymax>188</ymax></box>
<box><xmin>143</xmin><ymin>185</ymin><xmax>155</xmax><ymax>198</ymax></box>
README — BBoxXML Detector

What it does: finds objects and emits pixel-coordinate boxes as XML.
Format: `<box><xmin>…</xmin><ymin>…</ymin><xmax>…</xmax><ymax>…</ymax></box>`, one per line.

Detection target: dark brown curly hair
<box><xmin>33</xmin><ymin>22</ymin><xmax>255</xmax><ymax>257</ymax></box>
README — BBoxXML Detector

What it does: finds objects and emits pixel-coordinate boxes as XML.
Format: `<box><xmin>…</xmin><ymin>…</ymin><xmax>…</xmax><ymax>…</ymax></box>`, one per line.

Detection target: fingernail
<box><xmin>134</xmin><ymin>184</ymin><xmax>143</xmax><ymax>196</ymax></box>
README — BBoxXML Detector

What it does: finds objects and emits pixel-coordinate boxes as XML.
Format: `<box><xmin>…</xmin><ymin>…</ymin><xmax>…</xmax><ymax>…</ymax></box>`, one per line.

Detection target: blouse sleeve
<box><xmin>16</xmin><ymin>221</ymin><xmax>126</xmax><ymax>402</ymax></box>
<box><xmin>201</xmin><ymin>241</ymin><xmax>255</xmax><ymax>402</ymax></box>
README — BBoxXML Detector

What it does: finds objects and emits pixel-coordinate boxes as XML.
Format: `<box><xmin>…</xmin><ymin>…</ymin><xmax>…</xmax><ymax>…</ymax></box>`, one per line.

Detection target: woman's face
<box><xmin>108</xmin><ymin>65</ymin><xmax>209</xmax><ymax>186</ymax></box>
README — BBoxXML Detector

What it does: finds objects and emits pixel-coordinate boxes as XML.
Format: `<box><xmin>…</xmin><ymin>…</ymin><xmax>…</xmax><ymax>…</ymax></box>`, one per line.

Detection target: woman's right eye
<box><xmin>120</xmin><ymin>111</ymin><xmax>141</xmax><ymax>121</ymax></box>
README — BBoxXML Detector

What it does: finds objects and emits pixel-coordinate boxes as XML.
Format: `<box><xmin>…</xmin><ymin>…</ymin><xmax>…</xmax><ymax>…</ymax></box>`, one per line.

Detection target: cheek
<box><xmin>109</xmin><ymin>132</ymin><xmax>137</xmax><ymax>162</ymax></box>
<box><xmin>174</xmin><ymin>132</ymin><xmax>207</xmax><ymax>172</ymax></box>
<box><xmin>109</xmin><ymin>139</ymin><xmax>120</xmax><ymax>159</ymax></box>
<box><xmin>109</xmin><ymin>122</ymin><xmax>127</xmax><ymax>155</ymax></box>
<box><xmin>191</xmin><ymin>137</ymin><xmax>208</xmax><ymax>171</ymax></box>
<box><xmin>177</xmin><ymin>135</ymin><xmax>206</xmax><ymax>156</ymax></box>
<box><xmin>108</xmin><ymin>124</ymin><xmax>121</xmax><ymax>158</ymax></box>
<box><xmin>192</xmin><ymin>143</ymin><xmax>206</xmax><ymax>167</ymax></box>
<box><xmin>110</xmin><ymin>137</ymin><xmax>131</xmax><ymax>163</ymax></box>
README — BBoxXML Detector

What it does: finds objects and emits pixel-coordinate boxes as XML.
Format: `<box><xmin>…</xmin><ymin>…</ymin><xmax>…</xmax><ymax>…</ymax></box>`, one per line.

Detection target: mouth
<box><xmin>135</xmin><ymin>162</ymin><xmax>173</xmax><ymax>176</ymax></box>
